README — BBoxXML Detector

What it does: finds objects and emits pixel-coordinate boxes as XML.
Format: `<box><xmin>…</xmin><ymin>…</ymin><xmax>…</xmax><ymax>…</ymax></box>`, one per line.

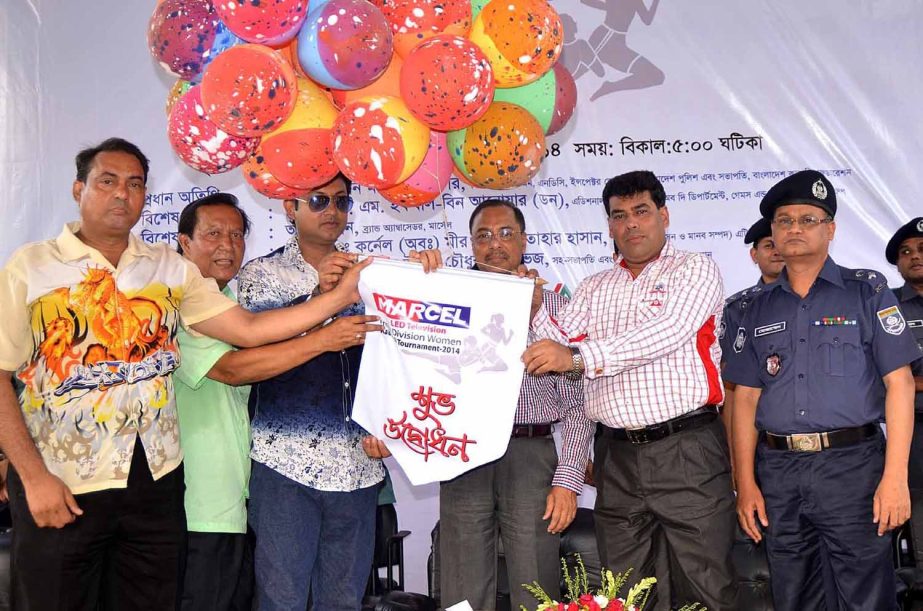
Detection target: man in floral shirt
<box><xmin>238</xmin><ymin>173</ymin><xmax>385</xmax><ymax>610</ymax></box>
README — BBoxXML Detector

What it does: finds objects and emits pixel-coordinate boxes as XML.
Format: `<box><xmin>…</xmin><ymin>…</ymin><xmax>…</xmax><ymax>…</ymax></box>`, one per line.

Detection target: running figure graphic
<box><xmin>560</xmin><ymin>0</ymin><xmax>665</xmax><ymax>101</ymax></box>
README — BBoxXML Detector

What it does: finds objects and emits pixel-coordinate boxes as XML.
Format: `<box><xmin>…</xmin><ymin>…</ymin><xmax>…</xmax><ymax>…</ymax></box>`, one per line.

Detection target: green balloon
<box><xmin>447</xmin><ymin>127</ymin><xmax>469</xmax><ymax>177</ymax></box>
<box><xmin>491</xmin><ymin>68</ymin><xmax>556</xmax><ymax>133</ymax></box>
<box><xmin>471</xmin><ymin>0</ymin><xmax>490</xmax><ymax>21</ymax></box>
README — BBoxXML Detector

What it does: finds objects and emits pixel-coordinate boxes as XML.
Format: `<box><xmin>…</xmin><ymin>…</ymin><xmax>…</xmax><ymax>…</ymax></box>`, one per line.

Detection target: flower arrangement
<box><xmin>520</xmin><ymin>555</ymin><xmax>704</xmax><ymax>611</ymax></box>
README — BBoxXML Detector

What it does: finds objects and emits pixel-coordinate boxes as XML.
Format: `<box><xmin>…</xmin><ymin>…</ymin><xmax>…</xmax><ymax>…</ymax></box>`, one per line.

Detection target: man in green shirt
<box><xmin>174</xmin><ymin>192</ymin><xmax>380</xmax><ymax>610</ymax></box>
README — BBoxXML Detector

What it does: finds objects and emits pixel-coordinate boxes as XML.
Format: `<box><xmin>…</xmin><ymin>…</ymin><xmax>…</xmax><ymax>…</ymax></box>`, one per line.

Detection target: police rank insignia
<box><xmin>733</xmin><ymin>327</ymin><xmax>746</xmax><ymax>353</ymax></box>
<box><xmin>812</xmin><ymin>179</ymin><xmax>827</xmax><ymax>200</ymax></box>
<box><xmin>877</xmin><ymin>306</ymin><xmax>906</xmax><ymax>335</ymax></box>
<box><xmin>766</xmin><ymin>354</ymin><xmax>782</xmax><ymax>376</ymax></box>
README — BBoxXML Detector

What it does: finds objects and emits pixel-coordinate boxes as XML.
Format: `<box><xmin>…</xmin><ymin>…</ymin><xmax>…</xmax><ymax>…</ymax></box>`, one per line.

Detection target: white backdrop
<box><xmin>2</xmin><ymin>0</ymin><xmax>923</xmax><ymax>594</ymax></box>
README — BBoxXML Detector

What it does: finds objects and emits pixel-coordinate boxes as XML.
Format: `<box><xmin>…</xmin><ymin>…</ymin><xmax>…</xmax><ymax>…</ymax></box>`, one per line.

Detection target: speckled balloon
<box><xmin>214</xmin><ymin>0</ymin><xmax>308</xmax><ymax>46</ymax></box>
<box><xmin>492</xmin><ymin>61</ymin><xmax>576</xmax><ymax>135</ymax></box>
<box><xmin>447</xmin><ymin>101</ymin><xmax>545</xmax><ymax>189</ymax></box>
<box><xmin>469</xmin><ymin>0</ymin><xmax>563</xmax><ymax>88</ymax></box>
<box><xmin>200</xmin><ymin>44</ymin><xmax>297</xmax><ymax>137</ymax></box>
<box><xmin>193</xmin><ymin>21</ymin><xmax>246</xmax><ymax>82</ymax></box>
<box><xmin>379</xmin><ymin>131</ymin><xmax>452</xmax><ymax>206</ymax></box>
<box><xmin>168</xmin><ymin>85</ymin><xmax>260</xmax><ymax>174</ymax></box>
<box><xmin>330</xmin><ymin>53</ymin><xmax>403</xmax><ymax>108</ymax></box>
<box><xmin>296</xmin><ymin>0</ymin><xmax>393</xmax><ymax>90</ymax></box>
<box><xmin>165</xmin><ymin>79</ymin><xmax>193</xmax><ymax>115</ymax></box>
<box><xmin>379</xmin><ymin>0</ymin><xmax>471</xmax><ymax>58</ymax></box>
<box><xmin>399</xmin><ymin>34</ymin><xmax>494</xmax><ymax>131</ymax></box>
<box><xmin>332</xmin><ymin>95</ymin><xmax>430</xmax><ymax>188</ymax></box>
<box><xmin>241</xmin><ymin>143</ymin><xmax>306</xmax><ymax>199</ymax></box>
<box><xmin>148</xmin><ymin>0</ymin><xmax>221</xmax><ymax>80</ymax></box>
<box><xmin>261</xmin><ymin>78</ymin><xmax>340</xmax><ymax>190</ymax></box>
<box><xmin>470</xmin><ymin>0</ymin><xmax>489</xmax><ymax>21</ymax></box>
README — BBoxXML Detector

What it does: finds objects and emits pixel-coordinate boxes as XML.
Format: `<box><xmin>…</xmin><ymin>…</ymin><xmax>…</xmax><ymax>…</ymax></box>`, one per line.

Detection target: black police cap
<box><xmin>885</xmin><ymin>216</ymin><xmax>923</xmax><ymax>264</ymax></box>
<box><xmin>759</xmin><ymin>170</ymin><xmax>836</xmax><ymax>219</ymax></box>
<box><xmin>744</xmin><ymin>217</ymin><xmax>772</xmax><ymax>245</ymax></box>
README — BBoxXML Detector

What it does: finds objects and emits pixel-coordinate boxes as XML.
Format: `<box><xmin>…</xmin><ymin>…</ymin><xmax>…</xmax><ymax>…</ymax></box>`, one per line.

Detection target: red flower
<box><xmin>605</xmin><ymin>601</ymin><xmax>624</xmax><ymax>611</ymax></box>
<box><xmin>578</xmin><ymin>594</ymin><xmax>601</xmax><ymax>611</ymax></box>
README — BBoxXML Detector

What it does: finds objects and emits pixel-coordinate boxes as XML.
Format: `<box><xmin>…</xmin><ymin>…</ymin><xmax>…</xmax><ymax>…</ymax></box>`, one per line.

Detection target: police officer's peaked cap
<box><xmin>744</xmin><ymin>217</ymin><xmax>772</xmax><ymax>245</ymax></box>
<box><xmin>885</xmin><ymin>216</ymin><xmax>923</xmax><ymax>264</ymax></box>
<box><xmin>759</xmin><ymin>170</ymin><xmax>836</xmax><ymax>219</ymax></box>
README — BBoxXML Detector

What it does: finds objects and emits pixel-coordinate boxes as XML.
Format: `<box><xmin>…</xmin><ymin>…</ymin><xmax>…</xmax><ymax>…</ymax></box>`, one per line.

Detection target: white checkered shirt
<box><xmin>520</xmin><ymin>290</ymin><xmax>594</xmax><ymax>493</ymax></box>
<box><xmin>532</xmin><ymin>241</ymin><xmax>725</xmax><ymax>429</ymax></box>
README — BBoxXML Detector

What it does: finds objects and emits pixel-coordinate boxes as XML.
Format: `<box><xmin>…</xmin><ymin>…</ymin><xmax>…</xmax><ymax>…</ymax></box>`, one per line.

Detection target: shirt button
<box><xmin>801</xmin><ymin>304</ymin><xmax>808</xmax><ymax>310</ymax></box>
<box><xmin>344</xmin><ymin>381</ymin><xmax>350</xmax><ymax>388</ymax></box>
<box><xmin>798</xmin><ymin>373</ymin><xmax>805</xmax><ymax>379</ymax></box>
<box><xmin>799</xmin><ymin>338</ymin><xmax>806</xmax><ymax>343</ymax></box>
<box><xmin>799</xmin><ymin>410</ymin><xmax>806</xmax><ymax>416</ymax></box>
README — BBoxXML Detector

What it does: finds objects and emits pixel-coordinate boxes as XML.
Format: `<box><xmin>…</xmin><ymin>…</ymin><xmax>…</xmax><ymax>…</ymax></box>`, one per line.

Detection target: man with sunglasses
<box><xmin>394</xmin><ymin>199</ymin><xmax>594</xmax><ymax>610</ymax></box>
<box><xmin>237</xmin><ymin>174</ymin><xmax>387</xmax><ymax>611</ymax></box>
<box><xmin>726</xmin><ymin>170</ymin><xmax>919</xmax><ymax>610</ymax></box>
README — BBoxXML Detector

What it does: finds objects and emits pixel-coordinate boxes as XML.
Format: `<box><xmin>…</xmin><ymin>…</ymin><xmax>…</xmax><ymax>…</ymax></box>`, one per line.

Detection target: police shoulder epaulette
<box><xmin>726</xmin><ymin>284</ymin><xmax>762</xmax><ymax>306</ymax></box>
<box><xmin>849</xmin><ymin>268</ymin><xmax>888</xmax><ymax>294</ymax></box>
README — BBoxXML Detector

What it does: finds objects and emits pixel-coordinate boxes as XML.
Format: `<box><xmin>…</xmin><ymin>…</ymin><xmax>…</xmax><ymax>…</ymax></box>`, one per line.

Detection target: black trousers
<box><xmin>179</xmin><ymin>530</ymin><xmax>254</xmax><ymax>611</ymax></box>
<box><xmin>757</xmin><ymin>432</ymin><xmax>896</xmax><ymax>611</ymax></box>
<box><xmin>907</xmin><ymin>415</ymin><xmax>923</xmax><ymax>585</ymax></box>
<box><xmin>8</xmin><ymin>439</ymin><xmax>186</xmax><ymax>611</ymax></box>
<box><xmin>594</xmin><ymin>418</ymin><xmax>738</xmax><ymax>611</ymax></box>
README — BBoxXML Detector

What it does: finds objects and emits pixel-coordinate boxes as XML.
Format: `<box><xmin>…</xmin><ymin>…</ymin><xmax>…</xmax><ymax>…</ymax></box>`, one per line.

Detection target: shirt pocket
<box><xmin>814</xmin><ymin>326</ymin><xmax>862</xmax><ymax>377</ymax></box>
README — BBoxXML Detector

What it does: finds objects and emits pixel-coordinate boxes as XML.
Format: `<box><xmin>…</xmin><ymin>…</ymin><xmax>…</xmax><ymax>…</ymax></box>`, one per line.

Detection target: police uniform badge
<box><xmin>812</xmin><ymin>179</ymin><xmax>827</xmax><ymax>200</ymax></box>
<box><xmin>877</xmin><ymin>306</ymin><xmax>906</xmax><ymax>335</ymax></box>
<box><xmin>733</xmin><ymin>327</ymin><xmax>746</xmax><ymax>353</ymax></box>
<box><xmin>918</xmin><ymin>219</ymin><xmax>923</xmax><ymax>232</ymax></box>
<box><xmin>718</xmin><ymin>318</ymin><xmax>726</xmax><ymax>340</ymax></box>
<box><xmin>766</xmin><ymin>354</ymin><xmax>782</xmax><ymax>376</ymax></box>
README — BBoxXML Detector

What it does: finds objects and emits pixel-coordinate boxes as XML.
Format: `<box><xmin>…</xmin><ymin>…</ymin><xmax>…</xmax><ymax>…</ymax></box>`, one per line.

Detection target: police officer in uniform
<box><xmin>886</xmin><ymin>217</ymin><xmax>923</xmax><ymax>586</ymax></box>
<box><xmin>720</xmin><ymin>218</ymin><xmax>784</xmax><ymax>458</ymax></box>
<box><xmin>726</xmin><ymin>170</ymin><xmax>920</xmax><ymax>610</ymax></box>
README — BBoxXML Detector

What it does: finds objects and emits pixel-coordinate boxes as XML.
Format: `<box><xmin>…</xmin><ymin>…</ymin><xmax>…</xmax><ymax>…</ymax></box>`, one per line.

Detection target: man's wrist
<box><xmin>566</xmin><ymin>347</ymin><xmax>584</xmax><ymax>377</ymax></box>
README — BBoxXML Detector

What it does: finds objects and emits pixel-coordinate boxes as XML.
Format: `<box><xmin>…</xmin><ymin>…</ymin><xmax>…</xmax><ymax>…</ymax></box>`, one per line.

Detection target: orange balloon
<box><xmin>200</xmin><ymin>44</ymin><xmax>298</xmax><ymax>137</ymax></box>
<box><xmin>448</xmin><ymin>101</ymin><xmax>545</xmax><ymax>189</ymax></box>
<box><xmin>241</xmin><ymin>143</ymin><xmax>305</xmax><ymax>200</ymax></box>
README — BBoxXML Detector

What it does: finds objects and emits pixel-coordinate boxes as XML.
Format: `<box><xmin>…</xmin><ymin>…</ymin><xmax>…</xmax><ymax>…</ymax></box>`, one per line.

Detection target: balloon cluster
<box><xmin>150</xmin><ymin>0</ymin><xmax>577</xmax><ymax>206</ymax></box>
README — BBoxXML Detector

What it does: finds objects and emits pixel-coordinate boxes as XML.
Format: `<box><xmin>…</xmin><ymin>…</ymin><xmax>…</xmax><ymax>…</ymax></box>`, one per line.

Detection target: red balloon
<box><xmin>200</xmin><ymin>44</ymin><xmax>298</xmax><ymax>137</ymax></box>
<box><xmin>262</xmin><ymin>129</ymin><xmax>338</xmax><ymax>191</ymax></box>
<box><xmin>399</xmin><ymin>34</ymin><xmax>494</xmax><ymax>131</ymax></box>
<box><xmin>241</xmin><ymin>143</ymin><xmax>306</xmax><ymax>199</ymax></box>
<box><xmin>548</xmin><ymin>62</ymin><xmax>577</xmax><ymax>136</ymax></box>
<box><xmin>148</xmin><ymin>0</ymin><xmax>220</xmax><ymax>80</ymax></box>
<box><xmin>214</xmin><ymin>0</ymin><xmax>308</xmax><ymax>46</ymax></box>
<box><xmin>168</xmin><ymin>85</ymin><xmax>260</xmax><ymax>174</ymax></box>
<box><xmin>379</xmin><ymin>0</ymin><xmax>471</xmax><ymax>58</ymax></box>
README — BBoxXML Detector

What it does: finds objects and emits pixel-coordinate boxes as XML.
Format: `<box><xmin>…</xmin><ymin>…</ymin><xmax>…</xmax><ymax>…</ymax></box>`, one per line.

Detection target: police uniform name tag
<box><xmin>877</xmin><ymin>306</ymin><xmax>906</xmax><ymax>335</ymax></box>
<box><xmin>754</xmin><ymin>321</ymin><xmax>787</xmax><ymax>337</ymax></box>
<box><xmin>909</xmin><ymin>319</ymin><xmax>923</xmax><ymax>329</ymax></box>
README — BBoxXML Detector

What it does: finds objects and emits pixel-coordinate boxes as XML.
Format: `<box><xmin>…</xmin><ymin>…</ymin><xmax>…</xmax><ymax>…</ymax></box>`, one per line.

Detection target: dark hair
<box><xmin>75</xmin><ymin>137</ymin><xmax>150</xmax><ymax>185</ymax></box>
<box><xmin>176</xmin><ymin>192</ymin><xmax>251</xmax><ymax>255</ymax></box>
<box><xmin>468</xmin><ymin>198</ymin><xmax>526</xmax><ymax>232</ymax></box>
<box><xmin>602</xmin><ymin>170</ymin><xmax>666</xmax><ymax>215</ymax></box>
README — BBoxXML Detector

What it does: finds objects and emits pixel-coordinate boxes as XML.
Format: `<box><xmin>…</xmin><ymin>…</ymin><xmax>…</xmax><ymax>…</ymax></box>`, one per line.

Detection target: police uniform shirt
<box><xmin>720</xmin><ymin>278</ymin><xmax>766</xmax><ymax>362</ymax></box>
<box><xmin>723</xmin><ymin>257</ymin><xmax>920</xmax><ymax>434</ymax></box>
<box><xmin>894</xmin><ymin>283</ymin><xmax>923</xmax><ymax>412</ymax></box>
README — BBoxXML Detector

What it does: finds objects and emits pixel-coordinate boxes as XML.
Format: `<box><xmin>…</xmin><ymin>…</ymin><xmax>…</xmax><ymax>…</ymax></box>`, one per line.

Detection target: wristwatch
<box><xmin>568</xmin><ymin>347</ymin><xmax>584</xmax><ymax>378</ymax></box>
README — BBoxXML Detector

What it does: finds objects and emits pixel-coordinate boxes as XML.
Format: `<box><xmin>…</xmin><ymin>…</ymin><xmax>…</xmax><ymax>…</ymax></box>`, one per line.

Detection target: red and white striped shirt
<box><xmin>532</xmin><ymin>241</ymin><xmax>725</xmax><ymax>429</ymax></box>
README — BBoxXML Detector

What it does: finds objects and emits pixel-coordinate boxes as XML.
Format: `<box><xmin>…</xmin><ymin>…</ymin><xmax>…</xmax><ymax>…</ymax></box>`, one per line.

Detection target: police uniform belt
<box><xmin>600</xmin><ymin>405</ymin><xmax>719</xmax><ymax>445</ymax></box>
<box><xmin>763</xmin><ymin>423</ymin><xmax>879</xmax><ymax>452</ymax></box>
<box><xmin>511</xmin><ymin>424</ymin><xmax>553</xmax><ymax>438</ymax></box>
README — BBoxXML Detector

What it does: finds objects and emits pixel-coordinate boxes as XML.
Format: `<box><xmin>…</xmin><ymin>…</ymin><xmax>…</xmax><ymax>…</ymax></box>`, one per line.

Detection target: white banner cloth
<box><xmin>352</xmin><ymin>259</ymin><xmax>534</xmax><ymax>485</ymax></box>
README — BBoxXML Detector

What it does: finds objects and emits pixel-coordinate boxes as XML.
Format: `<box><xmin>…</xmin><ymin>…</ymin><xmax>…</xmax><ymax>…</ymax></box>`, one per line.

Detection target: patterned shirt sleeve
<box><xmin>237</xmin><ymin>257</ymin><xmax>273</xmax><ymax>312</ymax></box>
<box><xmin>0</xmin><ymin>261</ymin><xmax>32</xmax><ymax>371</ymax></box>
<box><xmin>579</xmin><ymin>255</ymin><xmax>724</xmax><ymax>378</ymax></box>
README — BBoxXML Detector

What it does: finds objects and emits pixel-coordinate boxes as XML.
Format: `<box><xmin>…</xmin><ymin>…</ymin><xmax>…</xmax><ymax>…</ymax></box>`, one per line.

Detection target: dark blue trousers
<box><xmin>757</xmin><ymin>432</ymin><xmax>897</xmax><ymax>611</ymax></box>
<box><xmin>248</xmin><ymin>461</ymin><xmax>378</xmax><ymax>610</ymax></box>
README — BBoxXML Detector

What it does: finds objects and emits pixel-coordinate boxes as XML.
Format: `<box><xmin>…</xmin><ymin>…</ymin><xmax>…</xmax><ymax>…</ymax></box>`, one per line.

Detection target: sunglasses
<box><xmin>295</xmin><ymin>194</ymin><xmax>353</xmax><ymax>213</ymax></box>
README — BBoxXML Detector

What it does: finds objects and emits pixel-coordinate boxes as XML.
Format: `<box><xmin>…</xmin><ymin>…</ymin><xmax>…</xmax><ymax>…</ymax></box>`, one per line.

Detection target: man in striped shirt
<box><xmin>523</xmin><ymin>171</ymin><xmax>738</xmax><ymax>610</ymax></box>
<box><xmin>386</xmin><ymin>199</ymin><xmax>595</xmax><ymax>610</ymax></box>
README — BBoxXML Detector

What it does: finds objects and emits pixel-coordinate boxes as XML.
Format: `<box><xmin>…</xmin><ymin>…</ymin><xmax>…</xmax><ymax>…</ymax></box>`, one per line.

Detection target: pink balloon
<box><xmin>214</xmin><ymin>0</ymin><xmax>309</xmax><ymax>46</ymax></box>
<box><xmin>168</xmin><ymin>85</ymin><xmax>260</xmax><ymax>174</ymax></box>
<box><xmin>379</xmin><ymin>131</ymin><xmax>452</xmax><ymax>207</ymax></box>
<box><xmin>148</xmin><ymin>0</ymin><xmax>221</xmax><ymax>79</ymax></box>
